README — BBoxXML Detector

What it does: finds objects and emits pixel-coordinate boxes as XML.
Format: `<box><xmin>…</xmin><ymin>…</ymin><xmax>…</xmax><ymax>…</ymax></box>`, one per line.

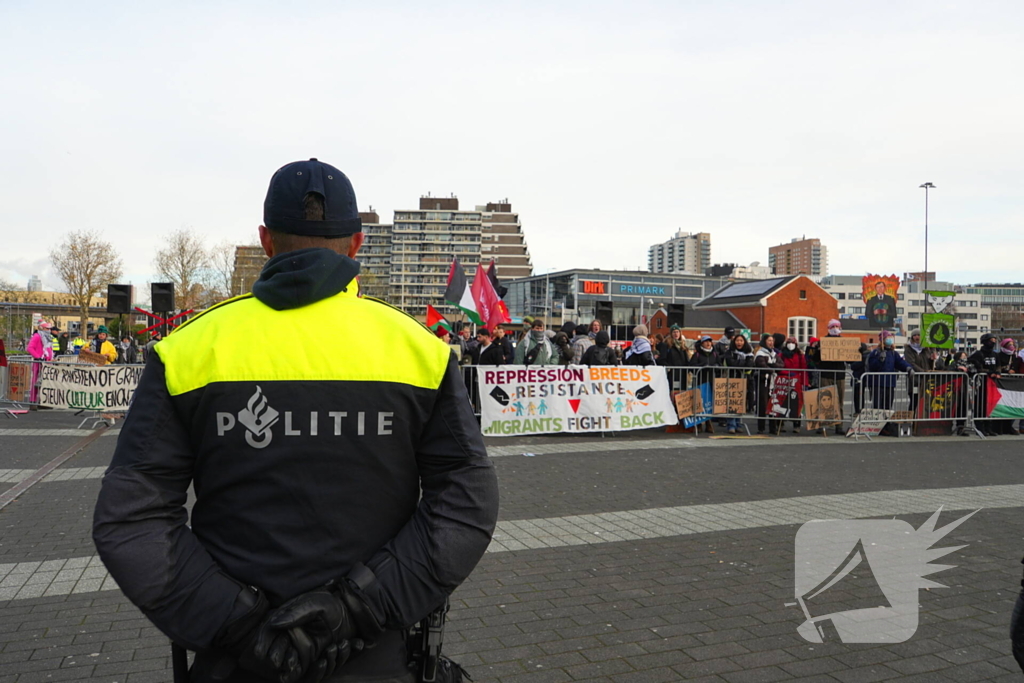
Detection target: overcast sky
<box><xmin>2</xmin><ymin>0</ymin><xmax>1022</xmax><ymax>294</ymax></box>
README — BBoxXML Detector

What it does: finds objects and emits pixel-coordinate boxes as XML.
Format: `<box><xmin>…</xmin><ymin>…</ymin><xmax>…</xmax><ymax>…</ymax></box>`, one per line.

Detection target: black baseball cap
<box><xmin>263</xmin><ymin>158</ymin><xmax>362</xmax><ymax>236</ymax></box>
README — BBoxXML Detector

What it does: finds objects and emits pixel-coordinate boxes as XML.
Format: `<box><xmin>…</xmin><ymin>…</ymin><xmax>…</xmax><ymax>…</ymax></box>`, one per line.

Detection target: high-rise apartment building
<box><xmin>361</xmin><ymin>195</ymin><xmax>533</xmax><ymax>317</ymax></box>
<box><xmin>359</xmin><ymin>209</ymin><xmax>392</xmax><ymax>300</ymax></box>
<box><xmin>389</xmin><ymin>196</ymin><xmax>482</xmax><ymax>317</ymax></box>
<box><xmin>231</xmin><ymin>246</ymin><xmax>268</xmax><ymax>297</ymax></box>
<box><xmin>647</xmin><ymin>230</ymin><xmax>711</xmax><ymax>275</ymax></box>
<box><xmin>480</xmin><ymin>201</ymin><xmax>532</xmax><ymax>281</ymax></box>
<box><xmin>769</xmin><ymin>238</ymin><xmax>828</xmax><ymax>277</ymax></box>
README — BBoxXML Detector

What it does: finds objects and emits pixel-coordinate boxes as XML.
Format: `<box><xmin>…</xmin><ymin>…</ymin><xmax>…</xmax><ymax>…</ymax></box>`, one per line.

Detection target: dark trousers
<box><xmin>1011</xmin><ymin>590</ymin><xmax>1024</xmax><ymax>672</ymax></box>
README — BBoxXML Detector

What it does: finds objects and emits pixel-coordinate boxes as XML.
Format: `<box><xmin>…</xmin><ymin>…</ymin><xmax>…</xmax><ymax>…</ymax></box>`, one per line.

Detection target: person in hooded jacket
<box><xmin>552</xmin><ymin>331</ymin><xmax>574</xmax><ymax>366</ymax></box>
<box><xmin>969</xmin><ymin>333</ymin><xmax>1002</xmax><ymax>435</ymax></box>
<box><xmin>93</xmin><ymin>160</ymin><xmax>499</xmax><ymax>683</ymax></box>
<box><xmin>581</xmin><ymin>330</ymin><xmax>618</xmax><ymax>366</ymax></box>
<box><xmin>754</xmin><ymin>334</ymin><xmax>780</xmax><ymax>434</ymax></box>
<box><xmin>625</xmin><ymin>325</ymin><xmax>656</xmax><ymax>366</ymax></box>
<box><xmin>714</xmin><ymin>327</ymin><xmax>735</xmax><ymax>359</ymax></box>
<box><xmin>27</xmin><ymin>321</ymin><xmax>55</xmax><ymax>404</ymax></box>
<box><xmin>850</xmin><ymin>342</ymin><xmax>871</xmax><ymax>416</ymax></box>
<box><xmin>776</xmin><ymin>336</ymin><xmax>809</xmax><ymax>434</ymax></box>
<box><xmin>723</xmin><ymin>334</ymin><xmax>754</xmax><ymax>434</ymax></box>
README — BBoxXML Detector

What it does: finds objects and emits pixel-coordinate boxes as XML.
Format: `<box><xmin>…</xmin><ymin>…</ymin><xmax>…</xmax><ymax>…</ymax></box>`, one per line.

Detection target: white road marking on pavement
<box><xmin>0</xmin><ymin>429</ymin><xmax>94</xmax><ymax>436</ymax></box>
<box><xmin>0</xmin><ymin>467</ymin><xmax>108</xmax><ymax>483</ymax></box>
<box><xmin>0</xmin><ymin>428</ymin><xmax>120</xmax><ymax>437</ymax></box>
<box><xmin>2</xmin><ymin>483</ymin><xmax>1020</xmax><ymax>602</ymax></box>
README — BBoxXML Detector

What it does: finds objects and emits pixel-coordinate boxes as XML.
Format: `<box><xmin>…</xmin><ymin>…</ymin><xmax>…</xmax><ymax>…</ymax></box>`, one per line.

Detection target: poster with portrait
<box><xmin>862</xmin><ymin>274</ymin><xmax>900</xmax><ymax>329</ymax></box>
<box><xmin>803</xmin><ymin>385</ymin><xmax>841</xmax><ymax>430</ymax></box>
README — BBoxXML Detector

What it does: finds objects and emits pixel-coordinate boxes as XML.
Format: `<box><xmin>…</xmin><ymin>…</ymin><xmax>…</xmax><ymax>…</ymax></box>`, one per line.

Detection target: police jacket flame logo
<box><xmin>236</xmin><ymin>385</ymin><xmax>280</xmax><ymax>449</ymax></box>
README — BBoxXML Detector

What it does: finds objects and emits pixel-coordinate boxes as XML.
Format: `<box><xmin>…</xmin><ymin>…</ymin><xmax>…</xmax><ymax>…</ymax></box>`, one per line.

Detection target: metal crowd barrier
<box><xmin>460</xmin><ymin>362</ymin><xmax>1022</xmax><ymax>439</ymax></box>
<box><xmin>971</xmin><ymin>373</ymin><xmax>1024</xmax><ymax>436</ymax></box>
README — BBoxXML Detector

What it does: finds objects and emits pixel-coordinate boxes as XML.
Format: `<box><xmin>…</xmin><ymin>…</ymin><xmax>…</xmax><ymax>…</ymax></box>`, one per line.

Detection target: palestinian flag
<box><xmin>985</xmin><ymin>376</ymin><xmax>1024</xmax><ymax>418</ymax></box>
<box><xmin>425</xmin><ymin>305</ymin><xmax>452</xmax><ymax>333</ymax></box>
<box><xmin>444</xmin><ymin>257</ymin><xmax>483</xmax><ymax>324</ymax></box>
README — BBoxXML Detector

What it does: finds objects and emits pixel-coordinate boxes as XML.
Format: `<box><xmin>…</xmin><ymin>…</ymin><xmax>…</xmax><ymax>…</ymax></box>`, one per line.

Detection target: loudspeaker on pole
<box><xmin>106</xmin><ymin>284</ymin><xmax>134</xmax><ymax>314</ymax></box>
<box><xmin>152</xmin><ymin>283</ymin><xmax>175</xmax><ymax>312</ymax></box>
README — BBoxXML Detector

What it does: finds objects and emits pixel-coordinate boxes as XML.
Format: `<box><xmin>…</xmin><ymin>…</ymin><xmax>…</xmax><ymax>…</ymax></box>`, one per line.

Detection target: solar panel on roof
<box><xmin>709</xmin><ymin>277</ymin><xmax>789</xmax><ymax>299</ymax></box>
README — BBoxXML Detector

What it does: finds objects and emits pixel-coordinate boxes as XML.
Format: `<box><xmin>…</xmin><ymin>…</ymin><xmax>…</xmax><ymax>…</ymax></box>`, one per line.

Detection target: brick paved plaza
<box><xmin>1</xmin><ymin>413</ymin><xmax>1022</xmax><ymax>682</ymax></box>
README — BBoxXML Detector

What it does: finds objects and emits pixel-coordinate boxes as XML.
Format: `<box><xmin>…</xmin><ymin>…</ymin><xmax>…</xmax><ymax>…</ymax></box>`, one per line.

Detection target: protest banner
<box><xmin>803</xmin><ymin>385</ymin><xmax>841</xmax><ymax>430</ymax></box>
<box><xmin>925</xmin><ymin>290</ymin><xmax>955</xmax><ymax>314</ymax></box>
<box><xmin>712</xmin><ymin>378</ymin><xmax>746</xmax><ymax>414</ymax></box>
<box><xmin>478</xmin><ymin>365</ymin><xmax>676</xmax><ymax>436</ymax></box>
<box><xmin>681</xmin><ymin>383</ymin><xmax>712</xmax><ymax>429</ymax></box>
<box><xmin>819</xmin><ymin>337</ymin><xmax>861</xmax><ymax>362</ymax></box>
<box><xmin>847</xmin><ymin>409</ymin><xmax>892</xmax><ymax>437</ymax></box>
<box><xmin>769</xmin><ymin>375</ymin><xmax>799</xmax><ymax>418</ymax></box>
<box><xmin>37</xmin><ymin>363</ymin><xmax>143</xmax><ymax>411</ymax></box>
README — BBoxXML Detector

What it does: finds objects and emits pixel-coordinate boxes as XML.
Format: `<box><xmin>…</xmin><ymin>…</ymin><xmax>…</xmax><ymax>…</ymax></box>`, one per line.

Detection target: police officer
<box><xmin>93</xmin><ymin>159</ymin><xmax>500</xmax><ymax>683</ymax></box>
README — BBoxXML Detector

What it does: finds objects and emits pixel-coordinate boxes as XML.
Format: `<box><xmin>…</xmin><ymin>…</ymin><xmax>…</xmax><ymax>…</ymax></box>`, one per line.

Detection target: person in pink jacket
<box><xmin>27</xmin><ymin>321</ymin><xmax>55</xmax><ymax>403</ymax></box>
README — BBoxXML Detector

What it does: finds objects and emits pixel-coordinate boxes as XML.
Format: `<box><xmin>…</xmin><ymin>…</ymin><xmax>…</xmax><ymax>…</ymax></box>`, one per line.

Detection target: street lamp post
<box><xmin>919</xmin><ymin>182</ymin><xmax>935</xmax><ymax>292</ymax></box>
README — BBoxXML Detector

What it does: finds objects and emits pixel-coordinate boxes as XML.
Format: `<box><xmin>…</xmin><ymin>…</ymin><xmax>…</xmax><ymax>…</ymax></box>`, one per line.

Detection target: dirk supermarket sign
<box><xmin>478</xmin><ymin>365</ymin><xmax>676</xmax><ymax>436</ymax></box>
<box><xmin>37</xmin><ymin>363</ymin><xmax>143</xmax><ymax>411</ymax></box>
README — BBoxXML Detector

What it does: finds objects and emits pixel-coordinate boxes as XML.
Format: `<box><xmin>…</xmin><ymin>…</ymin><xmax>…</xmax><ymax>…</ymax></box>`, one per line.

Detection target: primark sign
<box><xmin>618</xmin><ymin>284</ymin><xmax>667</xmax><ymax>296</ymax></box>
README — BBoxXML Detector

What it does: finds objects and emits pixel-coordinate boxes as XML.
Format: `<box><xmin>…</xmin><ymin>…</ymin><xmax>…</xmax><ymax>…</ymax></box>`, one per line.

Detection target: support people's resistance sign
<box><xmin>478</xmin><ymin>365</ymin><xmax>677</xmax><ymax>436</ymax></box>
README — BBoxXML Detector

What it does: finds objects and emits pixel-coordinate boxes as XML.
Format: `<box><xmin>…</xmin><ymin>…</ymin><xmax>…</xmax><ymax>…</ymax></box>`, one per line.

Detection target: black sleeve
<box><xmin>92</xmin><ymin>355</ymin><xmax>247</xmax><ymax>652</ymax></box>
<box><xmin>361</xmin><ymin>354</ymin><xmax>499</xmax><ymax>629</ymax></box>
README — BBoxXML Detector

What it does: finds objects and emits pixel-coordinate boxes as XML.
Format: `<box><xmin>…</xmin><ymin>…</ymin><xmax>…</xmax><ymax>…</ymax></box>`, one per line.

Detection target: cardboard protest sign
<box><xmin>674</xmin><ymin>390</ymin><xmax>696</xmax><ymax>419</ymax></box>
<box><xmin>78</xmin><ymin>349</ymin><xmax>109</xmax><ymax>366</ymax></box>
<box><xmin>769</xmin><ymin>375</ymin><xmax>799</xmax><ymax>419</ymax></box>
<box><xmin>38</xmin><ymin>363</ymin><xmax>143</xmax><ymax>411</ymax></box>
<box><xmin>819</xmin><ymin>337</ymin><xmax>861</xmax><ymax>362</ymax></box>
<box><xmin>803</xmin><ymin>385</ymin><xmax>841</xmax><ymax>430</ymax></box>
<box><xmin>6</xmin><ymin>361</ymin><xmax>31</xmax><ymax>402</ymax></box>
<box><xmin>682</xmin><ymin>383</ymin><xmax>712</xmax><ymax>429</ymax></box>
<box><xmin>862</xmin><ymin>274</ymin><xmax>900</xmax><ymax>328</ymax></box>
<box><xmin>847</xmin><ymin>409</ymin><xmax>892</xmax><ymax>437</ymax></box>
<box><xmin>478</xmin><ymin>365</ymin><xmax>676</xmax><ymax>436</ymax></box>
<box><xmin>713</xmin><ymin>378</ymin><xmax>747</xmax><ymax>414</ymax></box>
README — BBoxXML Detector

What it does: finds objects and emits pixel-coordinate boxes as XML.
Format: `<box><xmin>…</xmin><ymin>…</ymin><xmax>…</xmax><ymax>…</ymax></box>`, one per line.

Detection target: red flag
<box><xmin>471</xmin><ymin>264</ymin><xmax>504</xmax><ymax>329</ymax></box>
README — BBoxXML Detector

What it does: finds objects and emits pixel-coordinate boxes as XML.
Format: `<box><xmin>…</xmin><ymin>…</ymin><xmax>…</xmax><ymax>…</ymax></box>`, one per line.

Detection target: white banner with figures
<box><xmin>477</xmin><ymin>365</ymin><xmax>677</xmax><ymax>436</ymax></box>
<box><xmin>37</xmin><ymin>363</ymin><xmax>144</xmax><ymax>411</ymax></box>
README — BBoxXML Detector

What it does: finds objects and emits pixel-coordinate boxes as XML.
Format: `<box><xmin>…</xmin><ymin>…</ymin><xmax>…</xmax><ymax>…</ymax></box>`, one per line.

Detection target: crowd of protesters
<box><xmin>436</xmin><ymin>316</ymin><xmax>1023</xmax><ymax>437</ymax></box>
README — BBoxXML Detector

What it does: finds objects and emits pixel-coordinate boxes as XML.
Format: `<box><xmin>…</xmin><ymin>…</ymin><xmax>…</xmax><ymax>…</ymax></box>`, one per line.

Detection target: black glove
<box><xmin>265</xmin><ymin>589</ymin><xmax>361</xmax><ymax>681</ymax></box>
<box><xmin>215</xmin><ymin>587</ymin><xmax>355</xmax><ymax>683</ymax></box>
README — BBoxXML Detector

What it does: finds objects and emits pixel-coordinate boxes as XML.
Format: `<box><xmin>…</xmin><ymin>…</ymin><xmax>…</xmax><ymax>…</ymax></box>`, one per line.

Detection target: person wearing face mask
<box><xmin>776</xmin><ymin>336</ymin><xmax>809</xmax><ymax>435</ymax></box>
<box><xmin>808</xmin><ymin>319</ymin><xmax>850</xmax><ymax>435</ymax></box>
<box><xmin>514</xmin><ymin>318</ymin><xmax>556</xmax><ymax>365</ymax></box>
<box><xmin>754</xmin><ymin>334</ymin><xmax>780</xmax><ymax>434</ymax></box>
<box><xmin>867</xmin><ymin>331</ymin><xmax>912</xmax><ymax>435</ymax></box>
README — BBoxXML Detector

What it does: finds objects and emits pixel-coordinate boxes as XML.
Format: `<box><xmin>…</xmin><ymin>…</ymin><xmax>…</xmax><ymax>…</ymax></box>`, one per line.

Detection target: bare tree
<box><xmin>208</xmin><ymin>241</ymin><xmax>237</xmax><ymax>302</ymax></box>
<box><xmin>154</xmin><ymin>229</ymin><xmax>210</xmax><ymax>312</ymax></box>
<box><xmin>49</xmin><ymin>230</ymin><xmax>123</xmax><ymax>334</ymax></box>
<box><xmin>0</xmin><ymin>278</ymin><xmax>32</xmax><ymax>347</ymax></box>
